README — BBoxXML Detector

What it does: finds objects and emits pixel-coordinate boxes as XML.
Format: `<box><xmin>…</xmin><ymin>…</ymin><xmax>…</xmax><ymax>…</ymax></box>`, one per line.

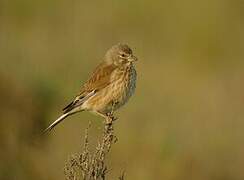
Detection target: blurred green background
<box><xmin>1</xmin><ymin>0</ymin><xmax>244</xmax><ymax>179</ymax></box>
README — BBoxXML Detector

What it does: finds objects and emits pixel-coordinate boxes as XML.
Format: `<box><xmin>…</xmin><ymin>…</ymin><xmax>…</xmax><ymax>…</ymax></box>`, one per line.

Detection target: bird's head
<box><xmin>105</xmin><ymin>43</ymin><xmax>138</xmax><ymax>67</ymax></box>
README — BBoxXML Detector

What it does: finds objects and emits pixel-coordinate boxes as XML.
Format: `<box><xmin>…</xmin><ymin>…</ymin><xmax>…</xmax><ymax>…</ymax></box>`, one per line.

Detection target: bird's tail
<box><xmin>43</xmin><ymin>112</ymin><xmax>71</xmax><ymax>133</ymax></box>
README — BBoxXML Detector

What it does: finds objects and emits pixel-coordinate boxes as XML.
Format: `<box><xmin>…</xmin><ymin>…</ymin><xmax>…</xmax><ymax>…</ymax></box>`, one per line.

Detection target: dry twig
<box><xmin>64</xmin><ymin>117</ymin><xmax>119</xmax><ymax>180</ymax></box>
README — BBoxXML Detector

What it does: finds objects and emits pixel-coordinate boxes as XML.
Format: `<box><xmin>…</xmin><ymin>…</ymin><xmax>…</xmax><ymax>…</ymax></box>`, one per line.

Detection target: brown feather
<box><xmin>63</xmin><ymin>62</ymin><xmax>117</xmax><ymax>113</ymax></box>
<box><xmin>82</xmin><ymin>62</ymin><xmax>117</xmax><ymax>92</ymax></box>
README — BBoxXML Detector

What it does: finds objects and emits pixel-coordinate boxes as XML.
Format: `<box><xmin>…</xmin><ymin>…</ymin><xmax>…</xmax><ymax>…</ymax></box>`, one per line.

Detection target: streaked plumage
<box><xmin>44</xmin><ymin>43</ymin><xmax>137</xmax><ymax>132</ymax></box>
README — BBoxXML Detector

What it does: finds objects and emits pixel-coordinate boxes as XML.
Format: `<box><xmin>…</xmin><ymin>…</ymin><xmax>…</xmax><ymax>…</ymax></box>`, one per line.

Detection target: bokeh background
<box><xmin>1</xmin><ymin>0</ymin><xmax>244</xmax><ymax>179</ymax></box>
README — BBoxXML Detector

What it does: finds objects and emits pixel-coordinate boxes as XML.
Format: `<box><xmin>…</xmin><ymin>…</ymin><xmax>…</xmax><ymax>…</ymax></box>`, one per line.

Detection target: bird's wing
<box><xmin>63</xmin><ymin>62</ymin><xmax>116</xmax><ymax>113</ymax></box>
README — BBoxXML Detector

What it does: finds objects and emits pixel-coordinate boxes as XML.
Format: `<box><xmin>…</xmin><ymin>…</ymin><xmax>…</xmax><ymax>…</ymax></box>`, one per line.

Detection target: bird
<box><xmin>44</xmin><ymin>43</ymin><xmax>138</xmax><ymax>132</ymax></box>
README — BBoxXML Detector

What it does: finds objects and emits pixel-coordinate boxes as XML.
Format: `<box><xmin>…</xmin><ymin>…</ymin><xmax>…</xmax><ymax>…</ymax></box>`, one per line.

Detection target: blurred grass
<box><xmin>0</xmin><ymin>0</ymin><xmax>244</xmax><ymax>179</ymax></box>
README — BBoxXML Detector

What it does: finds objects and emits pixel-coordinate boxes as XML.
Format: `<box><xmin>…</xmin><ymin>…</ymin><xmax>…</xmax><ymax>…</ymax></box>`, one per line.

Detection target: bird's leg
<box><xmin>106</xmin><ymin>101</ymin><xmax>118</xmax><ymax>122</ymax></box>
<box><xmin>94</xmin><ymin>102</ymin><xmax>118</xmax><ymax>133</ymax></box>
<box><xmin>94</xmin><ymin>111</ymin><xmax>114</xmax><ymax>135</ymax></box>
<box><xmin>106</xmin><ymin>112</ymin><xmax>117</xmax><ymax>122</ymax></box>
<box><xmin>94</xmin><ymin>111</ymin><xmax>113</xmax><ymax>125</ymax></box>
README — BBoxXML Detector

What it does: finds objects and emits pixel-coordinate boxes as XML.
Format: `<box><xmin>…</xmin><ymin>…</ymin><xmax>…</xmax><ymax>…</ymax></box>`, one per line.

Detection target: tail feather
<box><xmin>62</xmin><ymin>101</ymin><xmax>75</xmax><ymax>111</ymax></box>
<box><xmin>62</xmin><ymin>90</ymin><xmax>96</xmax><ymax>114</ymax></box>
<box><xmin>44</xmin><ymin>91</ymin><xmax>96</xmax><ymax>133</ymax></box>
<box><xmin>43</xmin><ymin>113</ymin><xmax>70</xmax><ymax>133</ymax></box>
<box><xmin>62</xmin><ymin>99</ymin><xmax>81</xmax><ymax>114</ymax></box>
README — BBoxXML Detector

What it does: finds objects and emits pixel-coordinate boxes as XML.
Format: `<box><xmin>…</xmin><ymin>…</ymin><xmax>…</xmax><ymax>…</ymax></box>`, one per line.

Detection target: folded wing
<box><xmin>63</xmin><ymin>62</ymin><xmax>116</xmax><ymax>114</ymax></box>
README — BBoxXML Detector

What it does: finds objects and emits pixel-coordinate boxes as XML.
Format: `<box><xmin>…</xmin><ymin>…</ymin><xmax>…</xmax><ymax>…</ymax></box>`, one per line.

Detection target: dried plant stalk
<box><xmin>64</xmin><ymin>119</ymin><xmax>121</xmax><ymax>180</ymax></box>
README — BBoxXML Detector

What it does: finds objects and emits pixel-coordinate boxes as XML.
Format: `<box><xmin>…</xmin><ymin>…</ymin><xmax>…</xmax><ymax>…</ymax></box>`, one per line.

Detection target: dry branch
<box><xmin>64</xmin><ymin>119</ymin><xmax>122</xmax><ymax>180</ymax></box>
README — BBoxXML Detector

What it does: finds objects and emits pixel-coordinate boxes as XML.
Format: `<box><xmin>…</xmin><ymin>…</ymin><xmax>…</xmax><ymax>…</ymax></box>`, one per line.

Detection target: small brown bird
<box><xmin>44</xmin><ymin>43</ymin><xmax>137</xmax><ymax>132</ymax></box>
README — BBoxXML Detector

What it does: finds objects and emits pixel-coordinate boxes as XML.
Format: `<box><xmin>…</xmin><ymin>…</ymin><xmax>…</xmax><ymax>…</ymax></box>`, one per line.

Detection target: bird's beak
<box><xmin>128</xmin><ymin>55</ymin><xmax>138</xmax><ymax>62</ymax></box>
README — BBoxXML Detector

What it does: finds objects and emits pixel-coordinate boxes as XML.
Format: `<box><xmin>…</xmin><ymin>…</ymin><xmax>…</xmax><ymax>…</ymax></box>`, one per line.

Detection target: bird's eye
<box><xmin>120</xmin><ymin>54</ymin><xmax>126</xmax><ymax>58</ymax></box>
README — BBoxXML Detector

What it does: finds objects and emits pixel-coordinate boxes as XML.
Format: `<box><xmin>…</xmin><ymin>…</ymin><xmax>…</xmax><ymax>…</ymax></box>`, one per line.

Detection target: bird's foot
<box><xmin>106</xmin><ymin>112</ymin><xmax>118</xmax><ymax>122</ymax></box>
<box><xmin>104</xmin><ymin>113</ymin><xmax>117</xmax><ymax>132</ymax></box>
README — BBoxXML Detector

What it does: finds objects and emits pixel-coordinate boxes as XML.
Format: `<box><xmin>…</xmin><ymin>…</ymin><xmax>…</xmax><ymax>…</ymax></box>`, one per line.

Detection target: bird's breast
<box><xmin>109</xmin><ymin>65</ymin><xmax>137</xmax><ymax>110</ymax></box>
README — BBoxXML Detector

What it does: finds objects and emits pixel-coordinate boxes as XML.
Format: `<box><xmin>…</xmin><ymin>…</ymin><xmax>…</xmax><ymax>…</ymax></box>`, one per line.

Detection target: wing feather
<box><xmin>63</xmin><ymin>62</ymin><xmax>116</xmax><ymax>113</ymax></box>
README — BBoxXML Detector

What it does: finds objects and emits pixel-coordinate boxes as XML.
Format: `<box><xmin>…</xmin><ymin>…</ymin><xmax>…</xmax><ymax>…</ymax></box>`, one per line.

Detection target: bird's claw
<box><xmin>106</xmin><ymin>113</ymin><xmax>117</xmax><ymax>122</ymax></box>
